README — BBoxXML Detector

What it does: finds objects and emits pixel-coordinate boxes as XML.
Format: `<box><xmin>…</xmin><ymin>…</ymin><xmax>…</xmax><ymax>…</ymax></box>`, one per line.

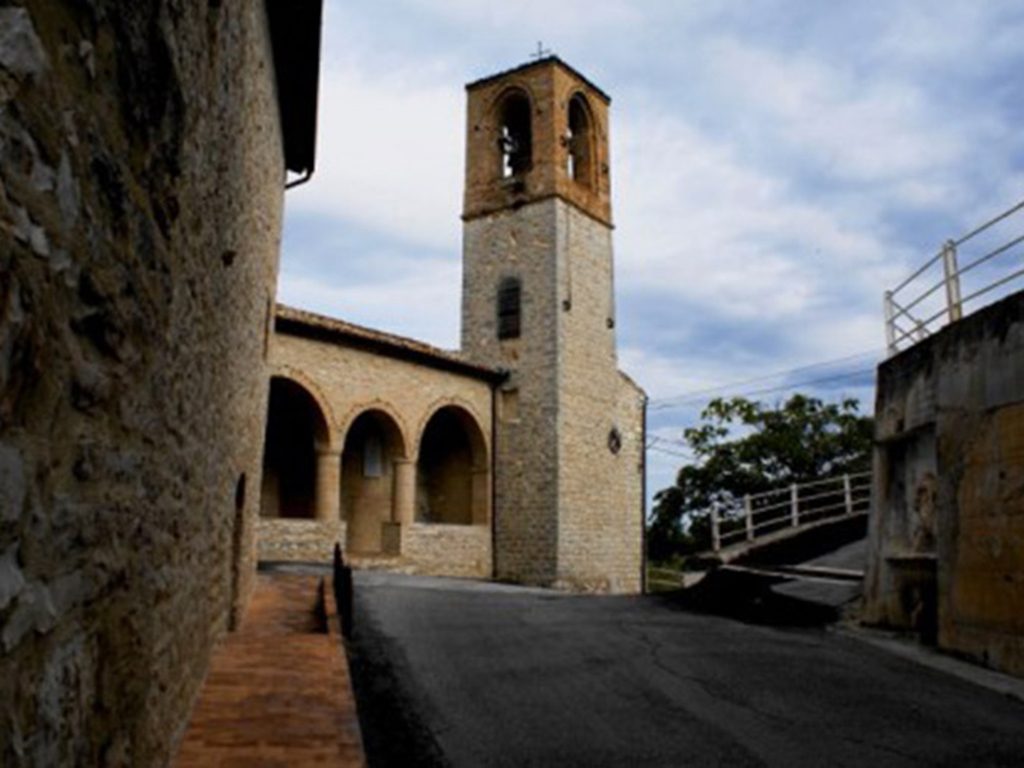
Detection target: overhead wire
<box><xmin>649</xmin><ymin>357</ymin><xmax>880</xmax><ymax>412</ymax></box>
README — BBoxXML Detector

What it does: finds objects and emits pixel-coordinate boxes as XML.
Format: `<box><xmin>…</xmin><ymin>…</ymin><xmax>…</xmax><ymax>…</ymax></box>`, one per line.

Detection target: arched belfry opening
<box><xmin>342</xmin><ymin>410</ymin><xmax>406</xmax><ymax>554</ymax></box>
<box><xmin>497</xmin><ymin>90</ymin><xmax>532</xmax><ymax>179</ymax></box>
<box><xmin>261</xmin><ymin>377</ymin><xmax>330</xmax><ymax>519</ymax></box>
<box><xmin>566</xmin><ymin>93</ymin><xmax>593</xmax><ymax>186</ymax></box>
<box><xmin>417</xmin><ymin>406</ymin><xmax>489</xmax><ymax>525</ymax></box>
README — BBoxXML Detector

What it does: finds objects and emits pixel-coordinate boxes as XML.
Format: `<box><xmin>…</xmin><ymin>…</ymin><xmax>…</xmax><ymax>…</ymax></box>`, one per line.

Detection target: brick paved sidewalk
<box><xmin>175</xmin><ymin>573</ymin><xmax>365</xmax><ymax>767</ymax></box>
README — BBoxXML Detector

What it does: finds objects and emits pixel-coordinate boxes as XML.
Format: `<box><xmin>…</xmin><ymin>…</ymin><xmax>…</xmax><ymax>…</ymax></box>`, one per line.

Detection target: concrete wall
<box><xmin>0</xmin><ymin>2</ymin><xmax>283</xmax><ymax>764</ymax></box>
<box><xmin>864</xmin><ymin>290</ymin><xmax>1024</xmax><ymax>676</ymax></box>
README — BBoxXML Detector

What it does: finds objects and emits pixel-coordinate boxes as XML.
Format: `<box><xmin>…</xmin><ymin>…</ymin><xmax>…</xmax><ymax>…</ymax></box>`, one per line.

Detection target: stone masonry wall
<box><xmin>403</xmin><ymin>523</ymin><xmax>491</xmax><ymax>579</ymax></box>
<box><xmin>0</xmin><ymin>3</ymin><xmax>283</xmax><ymax>764</ymax></box>
<box><xmin>555</xmin><ymin>201</ymin><xmax>643</xmax><ymax>593</ymax></box>
<box><xmin>462</xmin><ymin>202</ymin><xmax>560</xmax><ymax>585</ymax></box>
<box><xmin>266</xmin><ymin>329</ymin><xmax>494</xmax><ymax>577</ymax></box>
<box><xmin>461</xmin><ymin>198</ymin><xmax>644</xmax><ymax>593</ymax></box>
<box><xmin>864</xmin><ymin>290</ymin><xmax>1024</xmax><ymax>677</ymax></box>
<box><xmin>257</xmin><ymin>519</ymin><xmax>345</xmax><ymax>564</ymax></box>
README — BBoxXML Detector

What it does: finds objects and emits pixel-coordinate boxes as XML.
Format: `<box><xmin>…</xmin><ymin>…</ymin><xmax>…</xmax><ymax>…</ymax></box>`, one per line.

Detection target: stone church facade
<box><xmin>259</xmin><ymin>57</ymin><xmax>646</xmax><ymax>593</ymax></box>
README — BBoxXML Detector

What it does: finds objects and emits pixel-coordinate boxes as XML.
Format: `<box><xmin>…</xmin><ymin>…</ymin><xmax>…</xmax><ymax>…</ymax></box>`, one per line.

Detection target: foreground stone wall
<box><xmin>0</xmin><ymin>2</ymin><xmax>283</xmax><ymax>763</ymax></box>
<box><xmin>864</xmin><ymin>290</ymin><xmax>1024</xmax><ymax>676</ymax></box>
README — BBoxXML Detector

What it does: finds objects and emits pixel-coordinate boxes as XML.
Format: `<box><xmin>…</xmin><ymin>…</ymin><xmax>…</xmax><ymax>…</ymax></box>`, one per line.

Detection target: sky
<box><xmin>279</xmin><ymin>0</ymin><xmax>1024</xmax><ymax>508</ymax></box>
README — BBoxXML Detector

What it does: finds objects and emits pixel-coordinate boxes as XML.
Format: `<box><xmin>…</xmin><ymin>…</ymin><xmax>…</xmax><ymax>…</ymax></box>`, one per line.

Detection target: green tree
<box><xmin>648</xmin><ymin>394</ymin><xmax>873</xmax><ymax>562</ymax></box>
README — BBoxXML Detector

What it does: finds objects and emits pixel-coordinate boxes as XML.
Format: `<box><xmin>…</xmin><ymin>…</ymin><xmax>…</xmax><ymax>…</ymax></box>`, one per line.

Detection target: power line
<box><xmin>648</xmin><ymin>347</ymin><xmax>883</xmax><ymax>409</ymax></box>
<box><xmin>648</xmin><ymin>444</ymin><xmax>692</xmax><ymax>459</ymax></box>
<box><xmin>649</xmin><ymin>365</ymin><xmax>878</xmax><ymax>412</ymax></box>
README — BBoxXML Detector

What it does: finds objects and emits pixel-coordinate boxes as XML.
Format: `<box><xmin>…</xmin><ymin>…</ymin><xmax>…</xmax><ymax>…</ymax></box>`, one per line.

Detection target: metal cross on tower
<box><xmin>530</xmin><ymin>41</ymin><xmax>552</xmax><ymax>60</ymax></box>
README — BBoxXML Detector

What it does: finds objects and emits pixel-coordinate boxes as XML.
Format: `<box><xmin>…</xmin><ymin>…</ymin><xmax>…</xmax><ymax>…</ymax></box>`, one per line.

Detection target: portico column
<box><xmin>471</xmin><ymin>467</ymin><xmax>490</xmax><ymax>524</ymax></box>
<box><xmin>315</xmin><ymin>449</ymin><xmax>341</xmax><ymax>522</ymax></box>
<box><xmin>393</xmin><ymin>459</ymin><xmax>415</xmax><ymax>526</ymax></box>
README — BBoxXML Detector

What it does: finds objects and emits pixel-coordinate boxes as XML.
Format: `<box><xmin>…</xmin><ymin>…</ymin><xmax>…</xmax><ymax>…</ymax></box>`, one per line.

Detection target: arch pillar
<box><xmin>393</xmin><ymin>459</ymin><xmax>416</xmax><ymax>527</ymax></box>
<box><xmin>472</xmin><ymin>467</ymin><xmax>490</xmax><ymax>524</ymax></box>
<box><xmin>315</xmin><ymin>448</ymin><xmax>342</xmax><ymax>522</ymax></box>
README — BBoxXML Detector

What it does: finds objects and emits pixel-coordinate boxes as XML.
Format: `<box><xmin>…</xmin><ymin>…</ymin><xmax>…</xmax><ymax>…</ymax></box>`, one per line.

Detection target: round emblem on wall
<box><xmin>608</xmin><ymin>427</ymin><xmax>622</xmax><ymax>455</ymax></box>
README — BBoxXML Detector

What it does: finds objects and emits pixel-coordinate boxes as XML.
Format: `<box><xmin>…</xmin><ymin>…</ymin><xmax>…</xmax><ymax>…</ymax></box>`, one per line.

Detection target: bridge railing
<box><xmin>884</xmin><ymin>197</ymin><xmax>1024</xmax><ymax>356</ymax></box>
<box><xmin>710</xmin><ymin>471</ymin><xmax>871</xmax><ymax>553</ymax></box>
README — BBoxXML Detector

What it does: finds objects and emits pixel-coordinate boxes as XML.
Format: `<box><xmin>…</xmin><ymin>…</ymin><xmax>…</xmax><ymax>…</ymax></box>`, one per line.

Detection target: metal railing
<box><xmin>710</xmin><ymin>471</ymin><xmax>871</xmax><ymax>552</ymax></box>
<box><xmin>884</xmin><ymin>197</ymin><xmax>1024</xmax><ymax>356</ymax></box>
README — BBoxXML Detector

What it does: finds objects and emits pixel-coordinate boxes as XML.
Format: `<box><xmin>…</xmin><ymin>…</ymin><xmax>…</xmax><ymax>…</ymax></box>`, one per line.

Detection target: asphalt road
<box><xmin>347</xmin><ymin>571</ymin><xmax>1024</xmax><ymax>768</ymax></box>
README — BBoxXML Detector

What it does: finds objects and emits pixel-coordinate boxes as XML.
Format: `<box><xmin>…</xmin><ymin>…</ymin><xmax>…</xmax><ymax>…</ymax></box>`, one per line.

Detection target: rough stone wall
<box><xmin>462</xmin><ymin>202</ymin><xmax>560</xmax><ymax>585</ymax></box>
<box><xmin>461</xmin><ymin>198</ymin><xmax>644</xmax><ymax>593</ymax></box>
<box><xmin>554</xmin><ymin>202</ymin><xmax>643</xmax><ymax>593</ymax></box>
<box><xmin>0</xmin><ymin>2</ymin><xmax>283</xmax><ymax>764</ymax></box>
<box><xmin>265</xmin><ymin>331</ymin><xmax>494</xmax><ymax>575</ymax></box>
<box><xmin>864</xmin><ymin>290</ymin><xmax>1024</xmax><ymax>677</ymax></box>
<box><xmin>403</xmin><ymin>524</ymin><xmax>491</xmax><ymax>579</ymax></box>
<box><xmin>257</xmin><ymin>519</ymin><xmax>344</xmax><ymax>563</ymax></box>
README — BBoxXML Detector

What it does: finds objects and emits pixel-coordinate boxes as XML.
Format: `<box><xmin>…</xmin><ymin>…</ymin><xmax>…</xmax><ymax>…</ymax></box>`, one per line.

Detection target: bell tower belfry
<box><xmin>460</xmin><ymin>57</ymin><xmax>644</xmax><ymax>593</ymax></box>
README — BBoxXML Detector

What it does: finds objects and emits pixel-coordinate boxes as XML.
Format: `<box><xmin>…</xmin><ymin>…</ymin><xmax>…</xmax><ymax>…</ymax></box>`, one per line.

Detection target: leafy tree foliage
<box><xmin>648</xmin><ymin>394</ymin><xmax>873</xmax><ymax>562</ymax></box>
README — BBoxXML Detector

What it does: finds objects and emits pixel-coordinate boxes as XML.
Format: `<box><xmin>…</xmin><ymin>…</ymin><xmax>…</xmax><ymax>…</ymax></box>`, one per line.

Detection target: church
<box><xmin>258</xmin><ymin>56</ymin><xmax>646</xmax><ymax>593</ymax></box>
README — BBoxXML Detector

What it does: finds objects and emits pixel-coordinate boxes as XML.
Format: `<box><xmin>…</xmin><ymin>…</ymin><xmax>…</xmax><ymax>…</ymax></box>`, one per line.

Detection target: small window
<box><xmin>497</xmin><ymin>92</ymin><xmax>532</xmax><ymax>179</ymax></box>
<box><xmin>363</xmin><ymin>434</ymin><xmax>383</xmax><ymax>477</ymax></box>
<box><xmin>497</xmin><ymin>277</ymin><xmax>521</xmax><ymax>340</ymax></box>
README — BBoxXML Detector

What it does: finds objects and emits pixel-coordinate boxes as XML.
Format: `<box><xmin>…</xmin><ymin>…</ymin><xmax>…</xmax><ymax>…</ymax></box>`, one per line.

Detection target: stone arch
<box><xmin>338</xmin><ymin>400</ymin><xmax>411</xmax><ymax>460</ymax></box>
<box><xmin>261</xmin><ymin>375</ymin><xmax>333</xmax><ymax>520</ymax></box>
<box><xmin>491</xmin><ymin>85</ymin><xmax>534</xmax><ymax>180</ymax></box>
<box><xmin>341</xmin><ymin>406</ymin><xmax>409</xmax><ymax>555</ymax></box>
<box><xmin>271</xmin><ymin>366</ymin><xmax>339</xmax><ymax>450</ymax></box>
<box><xmin>415</xmin><ymin>401</ymin><xmax>490</xmax><ymax>525</ymax></box>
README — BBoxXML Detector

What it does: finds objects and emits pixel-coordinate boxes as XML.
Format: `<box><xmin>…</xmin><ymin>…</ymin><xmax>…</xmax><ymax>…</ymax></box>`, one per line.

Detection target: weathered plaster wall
<box><xmin>0</xmin><ymin>2</ymin><xmax>283</xmax><ymax>764</ymax></box>
<box><xmin>864</xmin><ymin>290</ymin><xmax>1024</xmax><ymax>676</ymax></box>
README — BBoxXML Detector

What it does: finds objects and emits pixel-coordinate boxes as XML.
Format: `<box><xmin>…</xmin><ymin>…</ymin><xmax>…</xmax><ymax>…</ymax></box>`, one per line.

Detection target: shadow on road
<box><xmin>346</xmin><ymin>600</ymin><xmax>450</xmax><ymax>768</ymax></box>
<box><xmin>654</xmin><ymin>568</ymin><xmax>844</xmax><ymax>627</ymax></box>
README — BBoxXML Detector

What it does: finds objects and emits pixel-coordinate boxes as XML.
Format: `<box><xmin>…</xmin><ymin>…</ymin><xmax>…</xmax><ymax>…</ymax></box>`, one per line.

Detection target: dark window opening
<box><xmin>497</xmin><ymin>277</ymin><xmax>521</xmax><ymax>340</ymax></box>
<box><xmin>498</xmin><ymin>92</ymin><xmax>532</xmax><ymax>179</ymax></box>
<box><xmin>567</xmin><ymin>94</ymin><xmax>593</xmax><ymax>186</ymax></box>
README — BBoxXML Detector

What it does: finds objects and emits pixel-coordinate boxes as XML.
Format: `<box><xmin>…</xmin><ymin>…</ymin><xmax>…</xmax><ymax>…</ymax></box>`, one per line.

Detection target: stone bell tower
<box><xmin>460</xmin><ymin>57</ymin><xmax>644</xmax><ymax>593</ymax></box>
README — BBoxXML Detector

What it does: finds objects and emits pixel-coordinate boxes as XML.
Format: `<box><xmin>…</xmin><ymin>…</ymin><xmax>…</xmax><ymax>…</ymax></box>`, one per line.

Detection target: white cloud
<box><xmin>404</xmin><ymin>0</ymin><xmax>642</xmax><ymax>35</ymax></box>
<box><xmin>703</xmin><ymin>37</ymin><xmax>966</xmax><ymax>186</ymax></box>
<box><xmin>286</xmin><ymin>56</ymin><xmax>465</xmax><ymax>252</ymax></box>
<box><xmin>278</xmin><ymin>258</ymin><xmax>462</xmax><ymax>349</ymax></box>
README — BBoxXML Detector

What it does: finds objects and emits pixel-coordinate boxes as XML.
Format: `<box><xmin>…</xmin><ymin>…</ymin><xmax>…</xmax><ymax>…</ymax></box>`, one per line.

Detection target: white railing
<box><xmin>884</xmin><ymin>197</ymin><xmax>1024</xmax><ymax>356</ymax></box>
<box><xmin>710</xmin><ymin>471</ymin><xmax>871</xmax><ymax>552</ymax></box>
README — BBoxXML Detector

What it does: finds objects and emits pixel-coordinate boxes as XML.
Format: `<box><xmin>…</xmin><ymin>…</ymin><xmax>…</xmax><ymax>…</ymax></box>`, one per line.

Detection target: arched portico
<box><xmin>341</xmin><ymin>409</ymin><xmax>409</xmax><ymax>554</ymax></box>
<box><xmin>416</xmin><ymin>405</ymin><xmax>490</xmax><ymax>525</ymax></box>
<box><xmin>261</xmin><ymin>376</ymin><xmax>336</xmax><ymax>521</ymax></box>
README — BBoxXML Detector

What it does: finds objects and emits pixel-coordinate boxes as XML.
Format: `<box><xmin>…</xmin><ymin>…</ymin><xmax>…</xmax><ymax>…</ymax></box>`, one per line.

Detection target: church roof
<box><xmin>275</xmin><ymin>305</ymin><xmax>507</xmax><ymax>383</ymax></box>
